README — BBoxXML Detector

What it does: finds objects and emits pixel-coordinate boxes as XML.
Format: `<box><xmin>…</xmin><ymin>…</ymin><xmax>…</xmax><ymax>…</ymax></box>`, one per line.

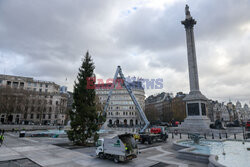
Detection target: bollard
<box><xmin>219</xmin><ymin>133</ymin><xmax>221</xmax><ymax>139</ymax></box>
<box><xmin>172</xmin><ymin>132</ymin><xmax>174</xmax><ymax>139</ymax></box>
<box><xmin>212</xmin><ymin>133</ymin><xmax>214</xmax><ymax>139</ymax></box>
<box><xmin>204</xmin><ymin>133</ymin><xmax>207</xmax><ymax>139</ymax></box>
<box><xmin>180</xmin><ymin>133</ymin><xmax>182</xmax><ymax>139</ymax></box>
<box><xmin>243</xmin><ymin>133</ymin><xmax>245</xmax><ymax>140</ymax></box>
<box><xmin>234</xmin><ymin>133</ymin><xmax>236</xmax><ymax>140</ymax></box>
<box><xmin>188</xmin><ymin>133</ymin><xmax>190</xmax><ymax>139</ymax></box>
<box><xmin>226</xmin><ymin>133</ymin><xmax>227</xmax><ymax>138</ymax></box>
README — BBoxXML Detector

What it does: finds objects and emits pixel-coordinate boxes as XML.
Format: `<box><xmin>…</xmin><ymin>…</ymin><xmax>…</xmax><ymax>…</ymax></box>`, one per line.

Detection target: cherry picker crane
<box><xmin>102</xmin><ymin>66</ymin><xmax>168</xmax><ymax>144</ymax></box>
<box><xmin>103</xmin><ymin>66</ymin><xmax>150</xmax><ymax>133</ymax></box>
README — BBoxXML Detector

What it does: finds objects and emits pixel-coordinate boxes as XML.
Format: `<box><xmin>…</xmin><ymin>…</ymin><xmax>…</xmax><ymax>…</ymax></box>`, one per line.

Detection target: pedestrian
<box><xmin>0</xmin><ymin>134</ymin><xmax>3</xmax><ymax>147</ymax></box>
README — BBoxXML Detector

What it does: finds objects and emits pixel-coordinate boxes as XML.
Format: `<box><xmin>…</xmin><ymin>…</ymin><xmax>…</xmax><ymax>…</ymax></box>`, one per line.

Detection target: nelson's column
<box><xmin>179</xmin><ymin>5</ymin><xmax>211</xmax><ymax>132</ymax></box>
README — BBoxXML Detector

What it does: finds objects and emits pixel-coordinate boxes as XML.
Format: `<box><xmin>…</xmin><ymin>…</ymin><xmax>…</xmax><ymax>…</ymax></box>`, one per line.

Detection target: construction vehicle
<box><xmin>96</xmin><ymin>66</ymin><xmax>168</xmax><ymax>162</ymax></box>
<box><xmin>99</xmin><ymin>66</ymin><xmax>168</xmax><ymax>144</ymax></box>
<box><xmin>245</xmin><ymin>120</ymin><xmax>250</xmax><ymax>139</ymax></box>
<box><xmin>139</xmin><ymin>126</ymin><xmax>168</xmax><ymax>144</ymax></box>
<box><xmin>96</xmin><ymin>133</ymin><xmax>138</xmax><ymax>162</ymax></box>
<box><xmin>133</xmin><ymin>127</ymin><xmax>168</xmax><ymax>144</ymax></box>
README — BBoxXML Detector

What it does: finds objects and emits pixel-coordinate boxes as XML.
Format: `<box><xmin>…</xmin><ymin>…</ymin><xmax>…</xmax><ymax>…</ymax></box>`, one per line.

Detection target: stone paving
<box><xmin>0</xmin><ymin>133</ymin><xmax>209</xmax><ymax>167</ymax></box>
<box><xmin>0</xmin><ymin>158</ymin><xmax>41</xmax><ymax>167</ymax></box>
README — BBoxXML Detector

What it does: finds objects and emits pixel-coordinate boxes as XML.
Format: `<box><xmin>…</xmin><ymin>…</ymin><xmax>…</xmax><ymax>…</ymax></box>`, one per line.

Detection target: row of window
<box><xmin>112</xmin><ymin>101</ymin><xmax>143</xmax><ymax>105</ymax></box>
<box><xmin>5</xmin><ymin>81</ymin><xmax>24</xmax><ymax>87</ymax></box>
<box><xmin>110</xmin><ymin>101</ymin><xmax>135</xmax><ymax>105</ymax></box>
<box><xmin>27</xmin><ymin>82</ymin><xmax>49</xmax><ymax>88</ymax></box>
<box><xmin>25</xmin><ymin>99</ymin><xmax>65</xmax><ymax>106</ymax></box>
<box><xmin>26</xmin><ymin>87</ymin><xmax>49</xmax><ymax>93</ymax></box>
<box><xmin>108</xmin><ymin>119</ymin><xmax>139</xmax><ymax>125</ymax></box>
<box><xmin>27</xmin><ymin>106</ymin><xmax>65</xmax><ymax>113</ymax></box>
<box><xmin>99</xmin><ymin>96</ymin><xmax>132</xmax><ymax>100</ymax></box>
<box><xmin>1</xmin><ymin>114</ymin><xmax>19</xmax><ymax>118</ymax></box>
<box><xmin>107</xmin><ymin>111</ymin><xmax>136</xmax><ymax>116</ymax></box>
<box><xmin>97</xmin><ymin>90</ymin><xmax>142</xmax><ymax>95</ymax></box>
<box><xmin>97</xmin><ymin>90</ymin><xmax>144</xmax><ymax>95</ymax></box>
<box><xmin>108</xmin><ymin>106</ymin><xmax>135</xmax><ymax>110</ymax></box>
<box><xmin>4</xmin><ymin>81</ymin><xmax>49</xmax><ymax>88</ymax></box>
<box><xmin>2</xmin><ymin>80</ymin><xmax>51</xmax><ymax>89</ymax></box>
<box><xmin>1</xmin><ymin>114</ymin><xmax>60</xmax><ymax>119</ymax></box>
<box><xmin>24</xmin><ymin>113</ymin><xmax>58</xmax><ymax>119</ymax></box>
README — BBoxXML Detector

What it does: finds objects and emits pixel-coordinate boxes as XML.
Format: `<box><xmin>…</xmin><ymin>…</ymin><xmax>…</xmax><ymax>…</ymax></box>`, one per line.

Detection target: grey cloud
<box><xmin>0</xmin><ymin>0</ymin><xmax>250</xmax><ymax>102</ymax></box>
<box><xmin>112</xmin><ymin>5</ymin><xmax>185</xmax><ymax>51</ymax></box>
<box><xmin>193</xmin><ymin>0</ymin><xmax>250</xmax><ymax>41</ymax></box>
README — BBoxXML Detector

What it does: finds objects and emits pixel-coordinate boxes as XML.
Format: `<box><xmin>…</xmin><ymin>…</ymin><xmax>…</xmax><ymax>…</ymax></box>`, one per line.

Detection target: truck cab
<box><xmin>96</xmin><ymin>138</ymin><xmax>104</xmax><ymax>158</ymax></box>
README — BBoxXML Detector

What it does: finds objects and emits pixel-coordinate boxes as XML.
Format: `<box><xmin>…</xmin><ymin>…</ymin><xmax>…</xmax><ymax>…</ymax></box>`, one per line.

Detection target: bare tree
<box><xmin>145</xmin><ymin>105</ymin><xmax>160</xmax><ymax>123</ymax></box>
<box><xmin>95</xmin><ymin>95</ymin><xmax>104</xmax><ymax>115</ymax></box>
<box><xmin>95</xmin><ymin>95</ymin><xmax>105</xmax><ymax>125</ymax></box>
<box><xmin>0</xmin><ymin>86</ymin><xmax>31</xmax><ymax>123</ymax></box>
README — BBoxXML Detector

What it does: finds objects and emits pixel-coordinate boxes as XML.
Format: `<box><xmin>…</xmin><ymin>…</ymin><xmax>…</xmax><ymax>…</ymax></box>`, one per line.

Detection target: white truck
<box><xmin>96</xmin><ymin>133</ymin><xmax>138</xmax><ymax>162</ymax></box>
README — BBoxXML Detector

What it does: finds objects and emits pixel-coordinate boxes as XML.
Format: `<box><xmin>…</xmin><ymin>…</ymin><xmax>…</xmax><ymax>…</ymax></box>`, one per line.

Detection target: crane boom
<box><xmin>103</xmin><ymin>66</ymin><xmax>150</xmax><ymax>133</ymax></box>
<box><xmin>103</xmin><ymin>67</ymin><xmax>120</xmax><ymax>117</ymax></box>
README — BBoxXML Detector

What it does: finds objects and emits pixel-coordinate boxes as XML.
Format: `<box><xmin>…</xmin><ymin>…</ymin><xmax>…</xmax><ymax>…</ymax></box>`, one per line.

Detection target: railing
<box><xmin>106</xmin><ymin>126</ymin><xmax>140</xmax><ymax>133</ymax></box>
<box><xmin>168</xmin><ymin>129</ymin><xmax>250</xmax><ymax>141</ymax></box>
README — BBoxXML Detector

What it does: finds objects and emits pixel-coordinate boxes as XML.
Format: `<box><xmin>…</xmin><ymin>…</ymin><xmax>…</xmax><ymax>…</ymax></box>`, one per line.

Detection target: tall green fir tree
<box><xmin>67</xmin><ymin>51</ymin><xmax>99</xmax><ymax>145</ymax></box>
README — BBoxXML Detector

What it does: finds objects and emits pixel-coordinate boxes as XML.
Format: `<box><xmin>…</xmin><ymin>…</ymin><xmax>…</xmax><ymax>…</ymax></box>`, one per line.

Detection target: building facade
<box><xmin>207</xmin><ymin>100</ymin><xmax>250</xmax><ymax>123</ymax></box>
<box><xmin>0</xmin><ymin>74</ymin><xmax>68</xmax><ymax>125</ymax></box>
<box><xmin>96</xmin><ymin>81</ymin><xmax>145</xmax><ymax>127</ymax></box>
<box><xmin>145</xmin><ymin>92</ymin><xmax>173</xmax><ymax>122</ymax></box>
<box><xmin>236</xmin><ymin>101</ymin><xmax>250</xmax><ymax>122</ymax></box>
<box><xmin>145</xmin><ymin>92</ymin><xmax>186</xmax><ymax>123</ymax></box>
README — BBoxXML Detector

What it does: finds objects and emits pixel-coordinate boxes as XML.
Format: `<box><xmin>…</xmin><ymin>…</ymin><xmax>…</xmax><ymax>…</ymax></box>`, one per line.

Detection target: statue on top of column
<box><xmin>185</xmin><ymin>4</ymin><xmax>191</xmax><ymax>19</ymax></box>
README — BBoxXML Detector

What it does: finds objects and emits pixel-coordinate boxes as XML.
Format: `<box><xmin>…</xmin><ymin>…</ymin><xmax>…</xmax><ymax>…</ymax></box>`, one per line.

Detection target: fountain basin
<box><xmin>25</xmin><ymin>129</ymin><xmax>67</xmax><ymax>138</ymax></box>
<box><xmin>173</xmin><ymin>139</ymin><xmax>250</xmax><ymax>167</ymax></box>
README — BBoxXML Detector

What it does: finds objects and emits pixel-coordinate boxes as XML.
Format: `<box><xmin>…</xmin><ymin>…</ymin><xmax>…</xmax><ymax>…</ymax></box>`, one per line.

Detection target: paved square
<box><xmin>0</xmin><ymin>133</ymin><xmax>207</xmax><ymax>167</ymax></box>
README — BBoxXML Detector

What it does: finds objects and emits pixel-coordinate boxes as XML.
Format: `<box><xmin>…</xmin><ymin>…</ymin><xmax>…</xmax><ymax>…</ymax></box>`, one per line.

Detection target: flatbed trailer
<box><xmin>139</xmin><ymin>133</ymin><xmax>168</xmax><ymax>144</ymax></box>
<box><xmin>139</xmin><ymin>126</ymin><xmax>168</xmax><ymax>144</ymax></box>
<box><xmin>246</xmin><ymin>121</ymin><xmax>250</xmax><ymax>139</ymax></box>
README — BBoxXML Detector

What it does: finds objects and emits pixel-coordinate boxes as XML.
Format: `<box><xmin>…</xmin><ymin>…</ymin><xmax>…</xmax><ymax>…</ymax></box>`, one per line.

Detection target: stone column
<box><xmin>181</xmin><ymin>5</ymin><xmax>200</xmax><ymax>93</ymax></box>
<box><xmin>179</xmin><ymin>5</ymin><xmax>211</xmax><ymax>132</ymax></box>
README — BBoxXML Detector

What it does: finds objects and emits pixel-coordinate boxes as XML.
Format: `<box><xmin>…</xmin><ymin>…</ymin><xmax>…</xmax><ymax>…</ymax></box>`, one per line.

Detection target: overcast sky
<box><xmin>0</xmin><ymin>0</ymin><xmax>250</xmax><ymax>104</ymax></box>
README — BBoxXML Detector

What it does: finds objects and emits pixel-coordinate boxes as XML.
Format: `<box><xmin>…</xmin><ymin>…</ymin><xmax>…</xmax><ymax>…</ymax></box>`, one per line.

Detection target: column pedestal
<box><xmin>179</xmin><ymin>91</ymin><xmax>211</xmax><ymax>133</ymax></box>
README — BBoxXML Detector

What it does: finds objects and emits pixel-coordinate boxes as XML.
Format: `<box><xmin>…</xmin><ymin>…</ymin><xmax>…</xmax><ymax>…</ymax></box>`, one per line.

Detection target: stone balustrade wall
<box><xmin>0</xmin><ymin>124</ymin><xmax>59</xmax><ymax>131</ymax></box>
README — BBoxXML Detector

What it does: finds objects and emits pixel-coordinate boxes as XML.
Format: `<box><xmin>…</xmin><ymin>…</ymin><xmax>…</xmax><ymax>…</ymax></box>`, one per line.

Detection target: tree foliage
<box><xmin>67</xmin><ymin>52</ymin><xmax>101</xmax><ymax>145</ymax></box>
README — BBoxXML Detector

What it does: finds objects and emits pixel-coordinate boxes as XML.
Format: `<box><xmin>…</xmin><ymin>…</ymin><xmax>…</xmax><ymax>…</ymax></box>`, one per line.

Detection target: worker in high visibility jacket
<box><xmin>0</xmin><ymin>134</ymin><xmax>4</xmax><ymax>146</ymax></box>
<box><xmin>124</xmin><ymin>144</ymin><xmax>128</xmax><ymax>152</ymax></box>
